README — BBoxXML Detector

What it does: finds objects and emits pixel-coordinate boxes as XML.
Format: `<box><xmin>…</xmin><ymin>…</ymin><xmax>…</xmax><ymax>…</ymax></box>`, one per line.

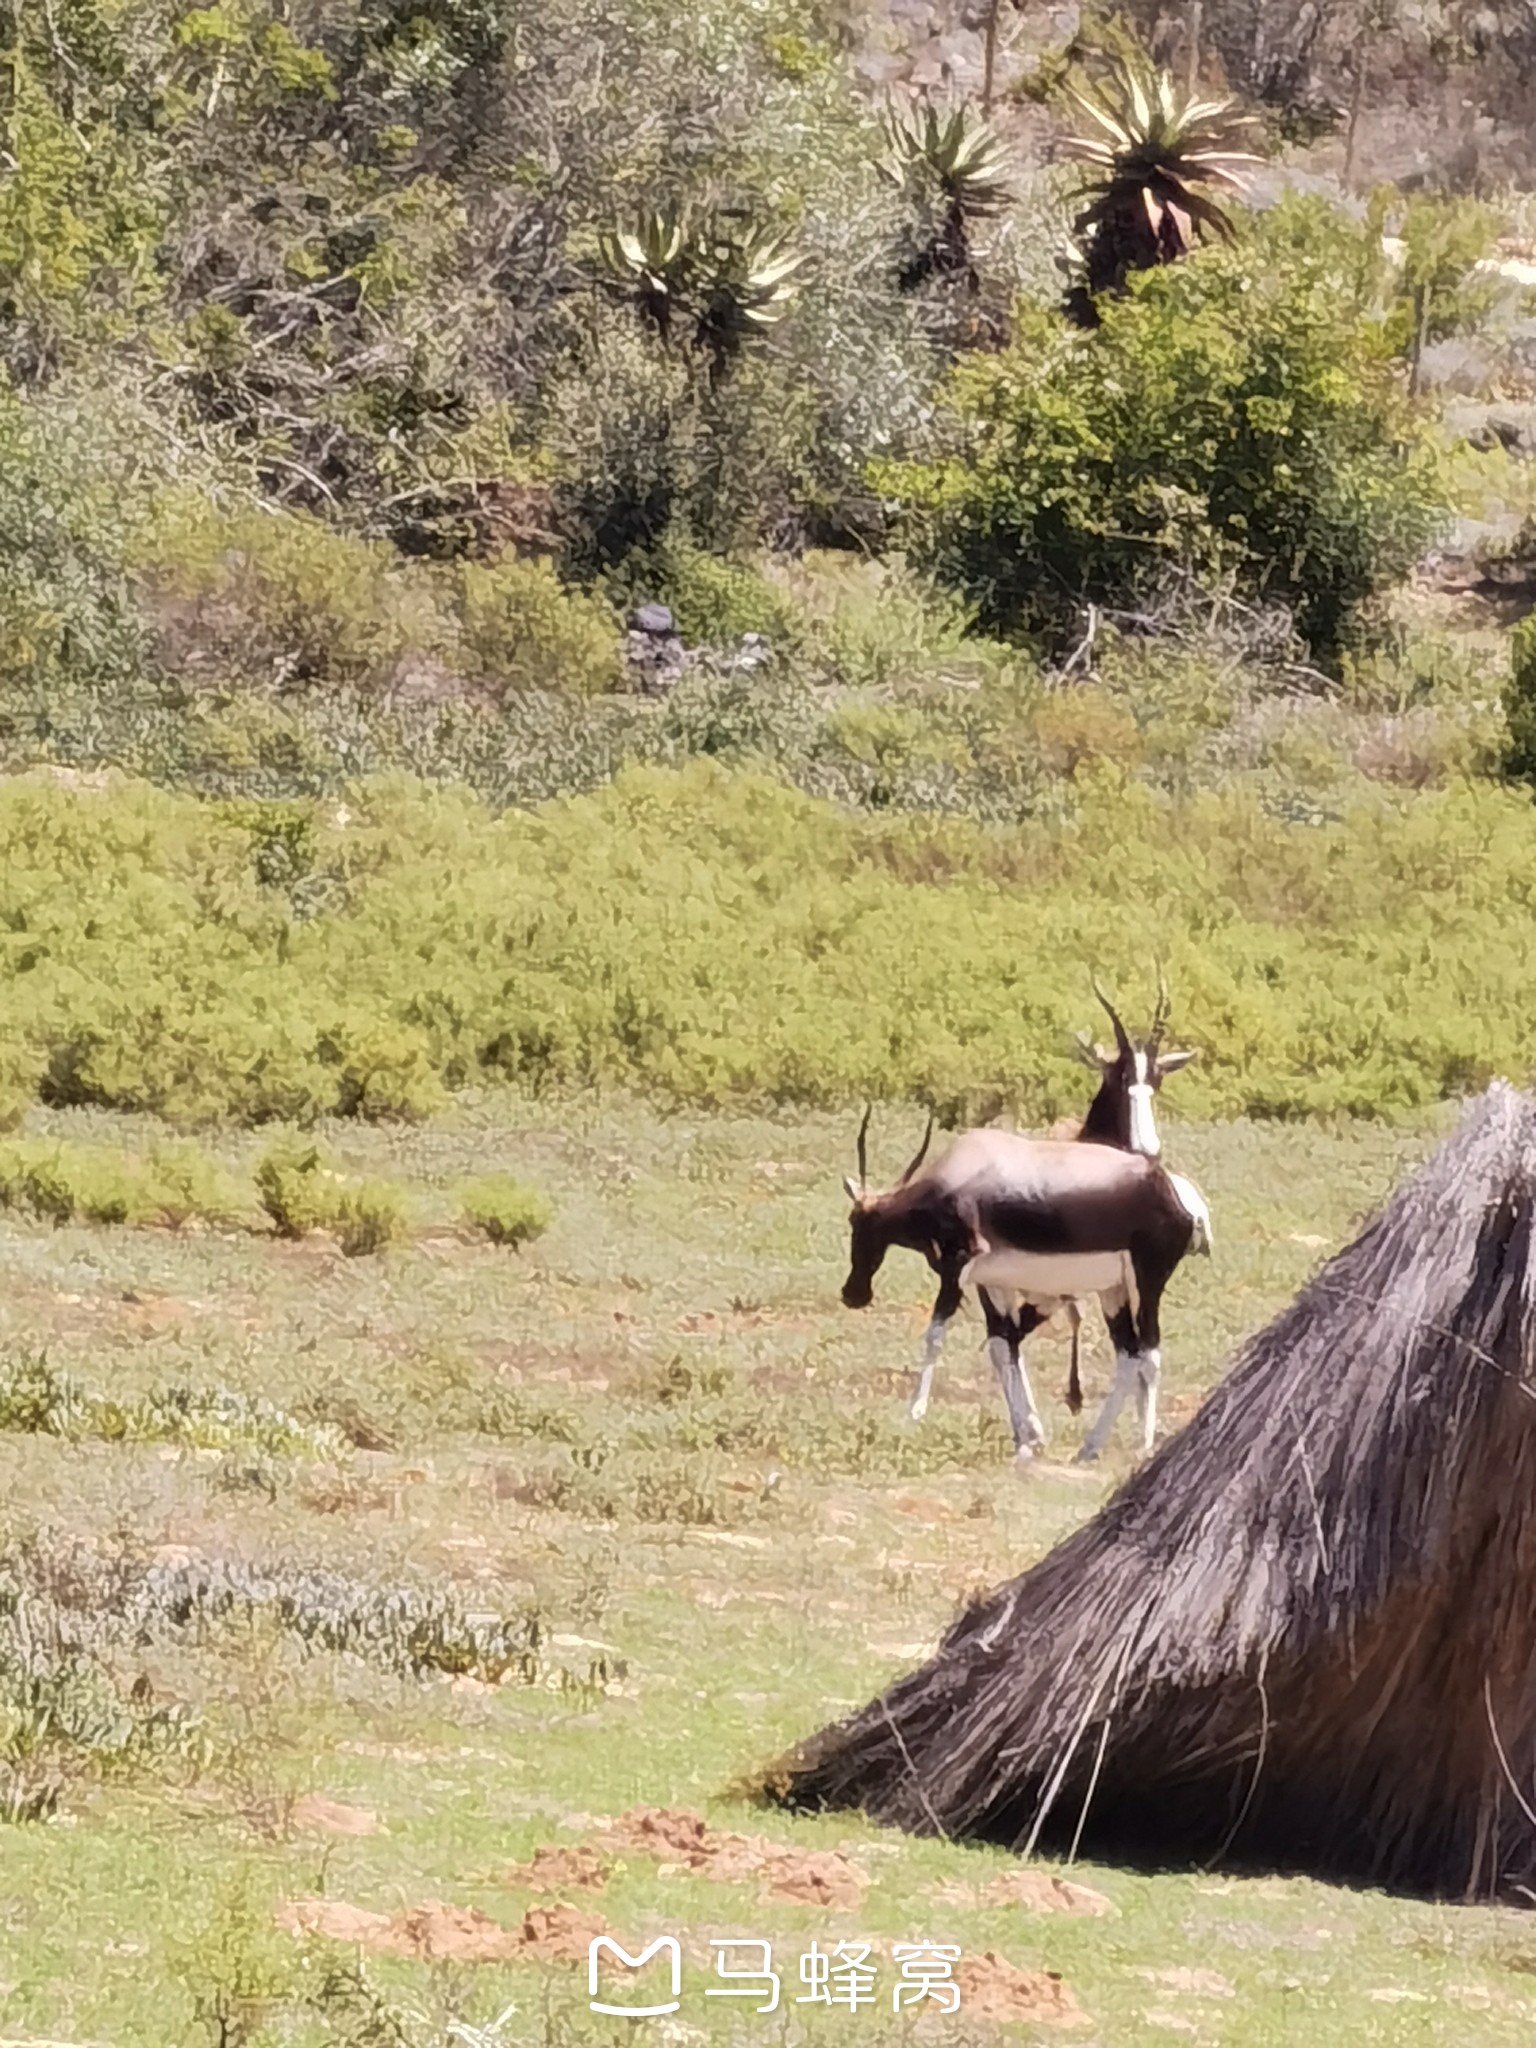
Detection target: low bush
<box><xmin>254</xmin><ymin>1144</ymin><xmax>408</xmax><ymax>1254</ymax></box>
<box><xmin>2</xmin><ymin>1534</ymin><xmax>618</xmax><ymax>1694</ymax></box>
<box><xmin>0</xmin><ymin>1136</ymin><xmax>248</xmax><ymax>1228</ymax></box>
<box><xmin>0</xmin><ymin>1547</ymin><xmax>206</xmax><ymax>1823</ymax></box>
<box><xmin>1505</xmin><ymin>612</ymin><xmax>1536</xmax><ymax>786</ymax></box>
<box><xmin>769</xmin><ymin>551</ymin><xmax>996</xmax><ymax>692</ymax></box>
<box><xmin>456</xmin><ymin>553</ymin><xmax>623</xmax><ymax>697</ymax></box>
<box><xmin>0</xmin><ymin>1352</ymin><xmax>348</xmax><ymax>1458</ymax></box>
<box><xmin>135</xmin><ymin>499</ymin><xmax>627</xmax><ymax>706</ymax></box>
<box><xmin>132</xmin><ymin>494</ymin><xmax>454</xmax><ymax>698</ymax></box>
<box><xmin>460</xmin><ymin>1174</ymin><xmax>553</xmax><ymax>1248</ymax></box>
<box><xmin>605</xmin><ymin>528</ymin><xmax>806</xmax><ymax>650</ymax></box>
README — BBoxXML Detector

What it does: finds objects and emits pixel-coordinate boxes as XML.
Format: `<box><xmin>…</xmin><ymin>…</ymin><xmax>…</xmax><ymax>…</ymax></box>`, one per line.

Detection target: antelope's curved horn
<box><xmin>855</xmin><ymin>1103</ymin><xmax>872</xmax><ymax>1189</ymax></box>
<box><xmin>1090</xmin><ymin>974</ymin><xmax>1133</xmax><ymax>1063</ymax></box>
<box><xmin>1148</xmin><ymin>961</ymin><xmax>1171</xmax><ymax>1058</ymax></box>
<box><xmin>898</xmin><ymin>1110</ymin><xmax>935</xmax><ymax>1186</ymax></box>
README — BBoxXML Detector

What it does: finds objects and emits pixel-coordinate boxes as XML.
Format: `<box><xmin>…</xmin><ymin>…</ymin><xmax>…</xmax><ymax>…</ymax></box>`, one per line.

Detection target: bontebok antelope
<box><xmin>841</xmin><ymin>996</ymin><xmax>1209</xmax><ymax>1463</ymax></box>
<box><xmin>1051</xmin><ymin>971</ymin><xmax>1198</xmax><ymax>1413</ymax></box>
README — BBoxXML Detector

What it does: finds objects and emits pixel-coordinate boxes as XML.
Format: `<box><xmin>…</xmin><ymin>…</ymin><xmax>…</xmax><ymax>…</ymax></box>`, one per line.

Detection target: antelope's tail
<box><xmin>1168</xmin><ymin>1170</ymin><xmax>1213</xmax><ymax>1256</ymax></box>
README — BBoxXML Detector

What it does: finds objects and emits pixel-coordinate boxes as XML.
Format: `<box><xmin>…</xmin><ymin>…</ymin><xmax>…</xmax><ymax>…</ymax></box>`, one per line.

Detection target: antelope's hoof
<box><xmin>1074</xmin><ymin>1444</ymin><xmax>1101</xmax><ymax>1466</ymax></box>
<box><xmin>1012</xmin><ymin>1444</ymin><xmax>1036</xmax><ymax>1468</ymax></box>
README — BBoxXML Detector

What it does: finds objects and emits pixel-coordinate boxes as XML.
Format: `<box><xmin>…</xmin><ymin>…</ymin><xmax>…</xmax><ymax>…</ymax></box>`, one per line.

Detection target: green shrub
<box><xmin>456</xmin><ymin>553</ymin><xmax>623</xmax><ymax>697</ymax></box>
<box><xmin>132</xmin><ymin>495</ymin><xmax>457</xmax><ymax>697</ymax></box>
<box><xmin>1506</xmin><ymin>613</ymin><xmax>1536</xmax><ymax>787</ymax></box>
<box><xmin>330</xmin><ymin>1180</ymin><xmax>407</xmax><ymax>1257</ymax></box>
<box><xmin>771</xmin><ymin>551</ymin><xmax>995</xmax><ymax>691</ymax></box>
<box><xmin>1375</xmin><ymin>189</ymin><xmax>1503</xmax><ymax>361</ymax></box>
<box><xmin>461</xmin><ymin>1173</ymin><xmax>553</xmax><ymax>1248</ymax></box>
<box><xmin>607</xmin><ymin>529</ymin><xmax>805</xmax><ymax>650</ymax></box>
<box><xmin>880</xmin><ymin>198</ymin><xmax>1445</xmax><ymax>668</ymax></box>
<box><xmin>0</xmin><ymin>1584</ymin><xmax>204</xmax><ymax>1823</ymax></box>
<box><xmin>4</xmin><ymin>762</ymin><xmax>1536</xmax><ymax>1127</ymax></box>
<box><xmin>0</xmin><ymin>381</ymin><xmax>158</xmax><ymax>711</ymax></box>
<box><xmin>0</xmin><ymin>1137</ymin><xmax>248</xmax><ymax>1229</ymax></box>
<box><xmin>254</xmin><ymin>1144</ymin><xmax>407</xmax><ymax>1255</ymax></box>
<box><xmin>0</xmin><ymin>1352</ymin><xmax>346</xmax><ymax>1458</ymax></box>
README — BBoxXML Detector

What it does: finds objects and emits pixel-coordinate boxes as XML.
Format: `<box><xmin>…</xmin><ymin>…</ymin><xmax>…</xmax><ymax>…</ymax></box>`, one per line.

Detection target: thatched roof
<box><xmin>765</xmin><ymin>1082</ymin><xmax>1536</xmax><ymax>1900</ymax></box>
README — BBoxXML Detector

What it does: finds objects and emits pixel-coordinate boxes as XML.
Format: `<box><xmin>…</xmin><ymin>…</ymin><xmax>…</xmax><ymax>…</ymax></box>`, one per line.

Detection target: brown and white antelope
<box><xmin>1046</xmin><ymin>973</ymin><xmax>1198</xmax><ymax>1414</ymax></box>
<box><xmin>841</xmin><ymin>986</ymin><xmax>1209</xmax><ymax>1463</ymax></box>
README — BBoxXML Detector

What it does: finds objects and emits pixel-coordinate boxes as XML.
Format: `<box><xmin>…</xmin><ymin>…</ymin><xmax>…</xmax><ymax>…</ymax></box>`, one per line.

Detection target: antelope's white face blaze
<box><xmin>1126</xmin><ymin>1047</ymin><xmax>1161</xmax><ymax>1157</ymax></box>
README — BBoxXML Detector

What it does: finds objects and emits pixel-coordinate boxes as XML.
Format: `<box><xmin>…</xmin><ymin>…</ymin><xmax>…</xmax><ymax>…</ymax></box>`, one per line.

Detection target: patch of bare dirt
<box><xmin>291</xmin><ymin>1794</ymin><xmax>380</xmax><ymax>1837</ymax></box>
<box><xmin>765</xmin><ymin>1851</ymin><xmax>868</xmax><ymax>1909</ymax></box>
<box><xmin>1139</xmin><ymin>1967</ymin><xmax>1235</xmax><ymax>1999</ymax></box>
<box><xmin>299</xmin><ymin>1471</ymin><xmax>394</xmax><ymax>1516</ymax></box>
<box><xmin>597</xmin><ymin>1808</ymin><xmax>867</xmax><ymax>1908</ymax></box>
<box><xmin>996</xmin><ymin>1872</ymin><xmax>1115</xmax><ymax>1916</ymax></box>
<box><xmin>937</xmin><ymin>1872</ymin><xmax>1115</xmax><ymax>1917</ymax></box>
<box><xmin>891</xmin><ymin>1494</ymin><xmax>963</xmax><ymax>1523</ymax></box>
<box><xmin>946</xmin><ymin>1952</ymin><xmax>1088</xmax><ymax>2027</ymax></box>
<box><xmin>477</xmin><ymin>1340</ymin><xmax>618</xmax><ymax>1389</ymax></box>
<box><xmin>278</xmin><ymin>1897</ymin><xmax>609</xmax><ymax>1964</ymax></box>
<box><xmin>506</xmin><ymin>1844</ymin><xmax>612</xmax><ymax>1892</ymax></box>
<box><xmin>517</xmin><ymin>1903</ymin><xmax>614</xmax><ymax>1962</ymax></box>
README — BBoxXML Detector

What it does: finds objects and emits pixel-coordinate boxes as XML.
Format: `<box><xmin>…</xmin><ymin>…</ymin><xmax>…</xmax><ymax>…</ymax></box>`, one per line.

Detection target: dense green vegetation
<box><xmin>0</xmin><ymin>0</ymin><xmax>1533</xmax><ymax>1133</ymax></box>
<box><xmin>885</xmin><ymin>207</ymin><xmax>1444</xmax><ymax>662</ymax></box>
<box><xmin>0</xmin><ymin>764</ymin><xmax>1530</xmax><ymax>1127</ymax></box>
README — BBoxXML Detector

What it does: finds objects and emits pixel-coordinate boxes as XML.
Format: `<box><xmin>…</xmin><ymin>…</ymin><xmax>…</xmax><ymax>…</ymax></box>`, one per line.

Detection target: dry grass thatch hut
<box><xmin>765</xmin><ymin>1082</ymin><xmax>1536</xmax><ymax>1899</ymax></box>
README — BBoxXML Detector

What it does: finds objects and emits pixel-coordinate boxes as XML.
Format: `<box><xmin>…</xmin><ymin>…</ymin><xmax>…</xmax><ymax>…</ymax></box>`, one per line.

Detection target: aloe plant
<box><xmin>880</xmin><ymin>100</ymin><xmax>1013</xmax><ymax>291</ymax></box>
<box><xmin>595</xmin><ymin>208</ymin><xmax>691</xmax><ymax>339</ymax></box>
<box><xmin>594</xmin><ymin>206</ymin><xmax>804</xmax><ymax>381</ymax></box>
<box><xmin>1058</xmin><ymin>48</ymin><xmax>1262</xmax><ymax>321</ymax></box>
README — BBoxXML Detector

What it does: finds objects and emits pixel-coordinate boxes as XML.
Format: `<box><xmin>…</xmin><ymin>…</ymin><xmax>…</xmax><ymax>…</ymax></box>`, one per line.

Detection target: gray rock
<box><xmin>631</xmin><ymin>602</ymin><xmax>675</xmax><ymax>636</ymax></box>
<box><xmin>1443</xmin><ymin>400</ymin><xmax>1536</xmax><ymax>457</ymax></box>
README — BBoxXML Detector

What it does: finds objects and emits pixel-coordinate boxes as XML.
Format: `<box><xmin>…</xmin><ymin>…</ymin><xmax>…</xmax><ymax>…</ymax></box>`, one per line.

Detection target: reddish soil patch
<box><xmin>890</xmin><ymin>1493</ymin><xmax>964</xmax><ymax>1523</ymax></box>
<box><xmin>291</xmin><ymin>1794</ymin><xmax>380</xmax><ymax>1837</ymax></box>
<box><xmin>598</xmin><ymin>1807</ymin><xmax>867</xmax><ymax>1908</ymax></box>
<box><xmin>765</xmin><ymin>1850</ymin><xmax>869</xmax><ymax>1908</ymax></box>
<box><xmin>506</xmin><ymin>1844</ymin><xmax>612</xmax><ymax>1893</ymax></box>
<box><xmin>950</xmin><ymin>1952</ymin><xmax>1088</xmax><ymax>2027</ymax></box>
<box><xmin>278</xmin><ymin>1897</ymin><xmax>609</xmax><ymax>1964</ymax></box>
<box><xmin>983</xmin><ymin>1872</ymin><xmax>1116</xmax><ymax>1917</ymax></box>
<box><xmin>516</xmin><ymin>1903</ymin><xmax>614</xmax><ymax>1962</ymax></box>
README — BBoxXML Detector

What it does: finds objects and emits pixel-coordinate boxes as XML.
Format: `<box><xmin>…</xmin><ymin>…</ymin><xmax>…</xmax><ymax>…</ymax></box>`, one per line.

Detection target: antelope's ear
<box><xmin>842</xmin><ymin>1175</ymin><xmax>862</xmax><ymax>1204</ymax></box>
<box><xmin>1156</xmin><ymin>1047</ymin><xmax>1199</xmax><ymax>1075</ymax></box>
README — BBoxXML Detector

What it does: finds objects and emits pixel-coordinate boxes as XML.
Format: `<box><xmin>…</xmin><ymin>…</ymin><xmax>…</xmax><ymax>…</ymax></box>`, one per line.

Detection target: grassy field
<box><xmin>3</xmin><ymin>1093</ymin><xmax>1536</xmax><ymax>2046</ymax></box>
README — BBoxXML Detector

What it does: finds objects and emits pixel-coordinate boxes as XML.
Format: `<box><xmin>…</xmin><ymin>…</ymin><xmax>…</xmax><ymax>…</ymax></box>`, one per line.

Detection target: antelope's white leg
<box><xmin>1136</xmin><ymin>1347</ymin><xmax>1161</xmax><ymax>1456</ymax></box>
<box><xmin>987</xmin><ymin>1336</ymin><xmax>1046</xmax><ymax>1459</ymax></box>
<box><xmin>1018</xmin><ymin>1351</ymin><xmax>1047</xmax><ymax>1452</ymax></box>
<box><xmin>1076</xmin><ymin>1350</ymin><xmax>1140</xmax><ymax>1464</ymax></box>
<box><xmin>910</xmin><ymin>1316</ymin><xmax>947</xmax><ymax>1422</ymax></box>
